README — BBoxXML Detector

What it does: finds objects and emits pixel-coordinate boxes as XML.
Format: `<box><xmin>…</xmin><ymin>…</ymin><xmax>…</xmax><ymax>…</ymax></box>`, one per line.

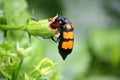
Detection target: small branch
<box><xmin>0</xmin><ymin>19</ymin><xmax>57</xmax><ymax>39</ymax></box>
<box><xmin>0</xmin><ymin>25</ymin><xmax>24</xmax><ymax>30</ymax></box>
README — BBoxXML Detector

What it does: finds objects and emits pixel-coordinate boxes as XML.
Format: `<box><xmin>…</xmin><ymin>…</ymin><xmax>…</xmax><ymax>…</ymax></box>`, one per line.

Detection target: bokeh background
<box><xmin>1</xmin><ymin>0</ymin><xmax>120</xmax><ymax>80</ymax></box>
<box><xmin>27</xmin><ymin>0</ymin><xmax>120</xmax><ymax>80</ymax></box>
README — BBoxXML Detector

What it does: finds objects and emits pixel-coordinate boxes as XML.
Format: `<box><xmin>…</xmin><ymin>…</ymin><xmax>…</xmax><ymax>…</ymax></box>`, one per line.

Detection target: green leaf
<box><xmin>31</xmin><ymin>58</ymin><xmax>55</xmax><ymax>77</ymax></box>
<box><xmin>3</xmin><ymin>0</ymin><xmax>30</xmax><ymax>25</ymax></box>
<box><xmin>0</xmin><ymin>42</ymin><xmax>12</xmax><ymax>51</ymax></box>
<box><xmin>38</xmin><ymin>58</ymin><xmax>54</xmax><ymax>76</ymax></box>
<box><xmin>37</xmin><ymin>58</ymin><xmax>55</xmax><ymax>76</ymax></box>
<box><xmin>0</xmin><ymin>42</ymin><xmax>12</xmax><ymax>56</ymax></box>
<box><xmin>19</xmin><ymin>37</ymin><xmax>44</xmax><ymax>75</ymax></box>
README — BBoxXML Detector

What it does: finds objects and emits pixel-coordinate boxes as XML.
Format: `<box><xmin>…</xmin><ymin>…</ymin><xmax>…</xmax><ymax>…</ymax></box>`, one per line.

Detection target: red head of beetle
<box><xmin>48</xmin><ymin>17</ymin><xmax>61</xmax><ymax>29</ymax></box>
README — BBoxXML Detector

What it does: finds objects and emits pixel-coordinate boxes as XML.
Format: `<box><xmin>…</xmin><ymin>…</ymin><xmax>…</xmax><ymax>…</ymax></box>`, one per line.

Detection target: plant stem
<box><xmin>0</xmin><ymin>19</ymin><xmax>57</xmax><ymax>38</ymax></box>
<box><xmin>0</xmin><ymin>25</ymin><xmax>24</xmax><ymax>30</ymax></box>
<box><xmin>11</xmin><ymin>59</ymin><xmax>23</xmax><ymax>80</ymax></box>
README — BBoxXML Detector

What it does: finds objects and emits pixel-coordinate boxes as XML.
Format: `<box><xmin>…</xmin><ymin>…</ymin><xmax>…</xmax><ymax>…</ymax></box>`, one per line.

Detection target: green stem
<box><xmin>11</xmin><ymin>59</ymin><xmax>23</xmax><ymax>80</ymax></box>
<box><xmin>0</xmin><ymin>25</ymin><xmax>24</xmax><ymax>30</ymax></box>
<box><xmin>0</xmin><ymin>19</ymin><xmax>57</xmax><ymax>38</ymax></box>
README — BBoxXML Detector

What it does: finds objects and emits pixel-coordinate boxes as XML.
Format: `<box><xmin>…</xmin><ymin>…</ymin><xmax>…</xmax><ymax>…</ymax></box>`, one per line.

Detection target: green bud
<box><xmin>26</xmin><ymin>19</ymin><xmax>57</xmax><ymax>38</ymax></box>
<box><xmin>16</xmin><ymin>42</ymin><xmax>25</xmax><ymax>59</ymax></box>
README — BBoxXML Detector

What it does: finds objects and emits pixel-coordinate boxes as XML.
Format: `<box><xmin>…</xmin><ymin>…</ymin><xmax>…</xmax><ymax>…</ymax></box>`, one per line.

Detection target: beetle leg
<box><xmin>51</xmin><ymin>37</ymin><xmax>57</xmax><ymax>43</ymax></box>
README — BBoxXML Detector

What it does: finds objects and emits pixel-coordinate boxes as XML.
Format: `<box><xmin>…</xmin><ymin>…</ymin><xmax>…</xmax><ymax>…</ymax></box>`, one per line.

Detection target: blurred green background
<box><xmin>27</xmin><ymin>0</ymin><xmax>120</xmax><ymax>80</ymax></box>
<box><xmin>1</xmin><ymin>0</ymin><xmax>120</xmax><ymax>80</ymax></box>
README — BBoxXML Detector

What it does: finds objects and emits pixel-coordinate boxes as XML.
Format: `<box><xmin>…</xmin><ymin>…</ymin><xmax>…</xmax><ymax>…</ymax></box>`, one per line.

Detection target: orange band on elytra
<box><xmin>62</xmin><ymin>41</ymin><xmax>73</xmax><ymax>49</ymax></box>
<box><xmin>63</xmin><ymin>32</ymin><xmax>74</xmax><ymax>39</ymax></box>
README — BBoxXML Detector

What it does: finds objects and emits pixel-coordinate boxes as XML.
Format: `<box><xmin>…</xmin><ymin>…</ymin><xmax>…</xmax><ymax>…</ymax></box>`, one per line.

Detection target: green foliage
<box><xmin>3</xmin><ymin>0</ymin><xmax>29</xmax><ymax>25</ymax></box>
<box><xmin>88</xmin><ymin>29</ymin><xmax>120</xmax><ymax>73</ymax></box>
<box><xmin>31</xmin><ymin>58</ymin><xmax>55</xmax><ymax>77</ymax></box>
<box><xmin>0</xmin><ymin>0</ymin><xmax>62</xmax><ymax>80</ymax></box>
<box><xmin>0</xmin><ymin>42</ymin><xmax>57</xmax><ymax>80</ymax></box>
<box><xmin>0</xmin><ymin>0</ymin><xmax>57</xmax><ymax>38</ymax></box>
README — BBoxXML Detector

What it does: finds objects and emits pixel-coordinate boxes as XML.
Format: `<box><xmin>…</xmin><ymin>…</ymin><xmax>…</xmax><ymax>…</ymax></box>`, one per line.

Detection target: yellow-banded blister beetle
<box><xmin>49</xmin><ymin>16</ymin><xmax>74</xmax><ymax>60</ymax></box>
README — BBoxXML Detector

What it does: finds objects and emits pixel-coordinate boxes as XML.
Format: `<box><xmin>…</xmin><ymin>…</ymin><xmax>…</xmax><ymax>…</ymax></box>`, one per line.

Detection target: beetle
<box><xmin>49</xmin><ymin>16</ymin><xmax>74</xmax><ymax>60</ymax></box>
